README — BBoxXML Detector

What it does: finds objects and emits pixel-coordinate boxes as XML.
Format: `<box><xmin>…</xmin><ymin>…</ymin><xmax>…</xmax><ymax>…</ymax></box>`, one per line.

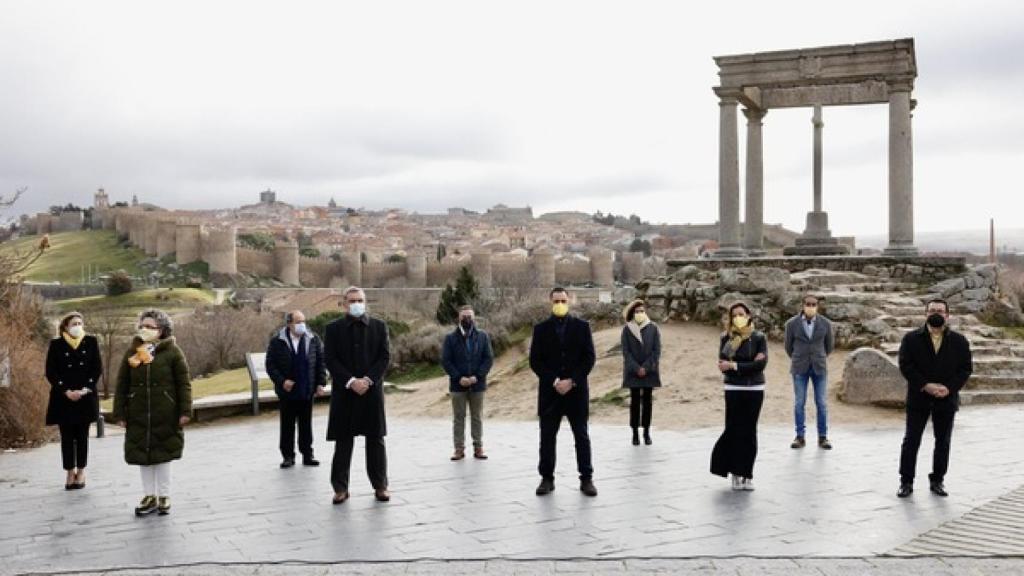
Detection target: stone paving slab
<box><xmin>892</xmin><ymin>484</ymin><xmax>1024</xmax><ymax>556</ymax></box>
<box><xmin>2</xmin><ymin>405</ymin><xmax>1024</xmax><ymax>575</ymax></box>
<box><xmin>38</xmin><ymin>558</ymin><xmax>1024</xmax><ymax>575</ymax></box>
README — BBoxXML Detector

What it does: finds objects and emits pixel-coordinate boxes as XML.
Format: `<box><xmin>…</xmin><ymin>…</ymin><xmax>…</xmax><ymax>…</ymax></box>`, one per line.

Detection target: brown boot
<box><xmin>450</xmin><ymin>448</ymin><xmax>465</xmax><ymax>461</ymax></box>
<box><xmin>473</xmin><ymin>447</ymin><xmax>488</xmax><ymax>460</ymax></box>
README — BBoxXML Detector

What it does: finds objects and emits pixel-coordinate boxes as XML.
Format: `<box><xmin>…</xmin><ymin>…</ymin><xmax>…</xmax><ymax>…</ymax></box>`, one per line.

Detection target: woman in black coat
<box><xmin>620</xmin><ymin>300</ymin><xmax>661</xmax><ymax>446</ymax></box>
<box><xmin>710</xmin><ymin>302</ymin><xmax>767</xmax><ymax>492</ymax></box>
<box><xmin>45</xmin><ymin>312</ymin><xmax>102</xmax><ymax>490</ymax></box>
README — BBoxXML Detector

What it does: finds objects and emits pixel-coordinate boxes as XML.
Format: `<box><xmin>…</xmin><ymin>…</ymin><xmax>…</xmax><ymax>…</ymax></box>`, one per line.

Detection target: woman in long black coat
<box><xmin>620</xmin><ymin>300</ymin><xmax>661</xmax><ymax>446</ymax></box>
<box><xmin>45</xmin><ymin>312</ymin><xmax>102</xmax><ymax>490</ymax></box>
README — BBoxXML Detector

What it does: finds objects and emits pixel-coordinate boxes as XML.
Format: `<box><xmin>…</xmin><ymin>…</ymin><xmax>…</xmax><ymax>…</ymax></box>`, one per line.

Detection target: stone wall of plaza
<box><xmin>36</xmin><ymin>208</ymin><xmax>645</xmax><ymax>288</ymax></box>
<box><xmin>668</xmin><ymin>255</ymin><xmax>968</xmax><ymax>282</ymax></box>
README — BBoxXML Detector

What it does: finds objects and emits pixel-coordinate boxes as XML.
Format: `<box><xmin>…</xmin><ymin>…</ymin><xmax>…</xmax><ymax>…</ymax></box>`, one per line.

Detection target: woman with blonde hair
<box><xmin>112</xmin><ymin>309</ymin><xmax>192</xmax><ymax>516</ymax></box>
<box><xmin>710</xmin><ymin>301</ymin><xmax>767</xmax><ymax>491</ymax></box>
<box><xmin>45</xmin><ymin>312</ymin><xmax>102</xmax><ymax>490</ymax></box>
<box><xmin>620</xmin><ymin>300</ymin><xmax>661</xmax><ymax>446</ymax></box>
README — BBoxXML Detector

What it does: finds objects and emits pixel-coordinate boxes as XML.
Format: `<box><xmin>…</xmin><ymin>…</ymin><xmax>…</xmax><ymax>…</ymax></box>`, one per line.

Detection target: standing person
<box><xmin>710</xmin><ymin>302</ymin><xmax>767</xmax><ymax>491</ymax></box>
<box><xmin>784</xmin><ymin>294</ymin><xmax>835</xmax><ymax>450</ymax></box>
<box><xmin>529</xmin><ymin>287</ymin><xmax>598</xmax><ymax>497</ymax></box>
<box><xmin>441</xmin><ymin>305</ymin><xmax>494</xmax><ymax>461</ymax></box>
<box><xmin>45</xmin><ymin>312</ymin><xmax>102</xmax><ymax>490</ymax></box>
<box><xmin>112</xmin><ymin>309</ymin><xmax>192</xmax><ymax>516</ymax></box>
<box><xmin>897</xmin><ymin>299</ymin><xmax>973</xmax><ymax>498</ymax></box>
<box><xmin>325</xmin><ymin>287</ymin><xmax>391</xmax><ymax>504</ymax></box>
<box><xmin>266</xmin><ymin>310</ymin><xmax>327</xmax><ymax>469</ymax></box>
<box><xmin>620</xmin><ymin>300</ymin><xmax>661</xmax><ymax>446</ymax></box>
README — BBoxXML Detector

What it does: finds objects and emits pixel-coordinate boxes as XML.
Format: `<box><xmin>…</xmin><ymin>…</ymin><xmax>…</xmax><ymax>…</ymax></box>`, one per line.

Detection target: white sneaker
<box><xmin>742</xmin><ymin>477</ymin><xmax>755</xmax><ymax>491</ymax></box>
<box><xmin>731</xmin><ymin>474</ymin><xmax>742</xmax><ymax>491</ymax></box>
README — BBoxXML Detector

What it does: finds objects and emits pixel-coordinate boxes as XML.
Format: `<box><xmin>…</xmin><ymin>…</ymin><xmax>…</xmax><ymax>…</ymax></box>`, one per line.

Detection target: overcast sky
<box><xmin>1</xmin><ymin>0</ymin><xmax>1022</xmax><ymax>235</ymax></box>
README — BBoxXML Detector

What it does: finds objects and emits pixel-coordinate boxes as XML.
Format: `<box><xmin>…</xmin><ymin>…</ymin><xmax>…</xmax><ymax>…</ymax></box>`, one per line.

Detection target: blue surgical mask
<box><xmin>292</xmin><ymin>322</ymin><xmax>307</xmax><ymax>335</ymax></box>
<box><xmin>348</xmin><ymin>303</ymin><xmax>366</xmax><ymax>317</ymax></box>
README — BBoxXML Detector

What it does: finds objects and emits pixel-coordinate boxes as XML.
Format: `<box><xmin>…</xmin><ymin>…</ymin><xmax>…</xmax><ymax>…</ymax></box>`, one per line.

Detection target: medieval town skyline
<box><xmin>2</xmin><ymin>0</ymin><xmax>1023</xmax><ymax>236</ymax></box>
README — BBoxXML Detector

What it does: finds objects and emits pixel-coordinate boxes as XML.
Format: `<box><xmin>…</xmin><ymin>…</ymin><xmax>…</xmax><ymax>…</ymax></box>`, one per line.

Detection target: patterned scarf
<box><xmin>723</xmin><ymin>322</ymin><xmax>754</xmax><ymax>360</ymax></box>
<box><xmin>128</xmin><ymin>343</ymin><xmax>156</xmax><ymax>368</ymax></box>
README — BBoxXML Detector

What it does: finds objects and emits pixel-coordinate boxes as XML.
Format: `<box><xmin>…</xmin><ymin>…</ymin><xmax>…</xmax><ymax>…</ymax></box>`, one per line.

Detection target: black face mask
<box><xmin>927</xmin><ymin>313</ymin><xmax>946</xmax><ymax>328</ymax></box>
<box><xmin>460</xmin><ymin>318</ymin><xmax>474</xmax><ymax>331</ymax></box>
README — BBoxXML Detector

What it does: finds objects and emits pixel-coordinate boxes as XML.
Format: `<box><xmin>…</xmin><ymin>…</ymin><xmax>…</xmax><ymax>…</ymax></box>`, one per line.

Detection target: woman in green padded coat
<box><xmin>112</xmin><ymin>309</ymin><xmax>192</xmax><ymax>517</ymax></box>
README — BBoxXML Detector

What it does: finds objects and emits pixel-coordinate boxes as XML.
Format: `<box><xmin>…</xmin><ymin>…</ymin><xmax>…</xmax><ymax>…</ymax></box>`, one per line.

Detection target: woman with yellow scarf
<box><xmin>710</xmin><ymin>302</ymin><xmax>768</xmax><ymax>491</ymax></box>
<box><xmin>45</xmin><ymin>312</ymin><xmax>102</xmax><ymax>490</ymax></box>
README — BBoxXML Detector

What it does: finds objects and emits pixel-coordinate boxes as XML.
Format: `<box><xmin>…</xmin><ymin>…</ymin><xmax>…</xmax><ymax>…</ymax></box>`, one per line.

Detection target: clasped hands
<box><xmin>923</xmin><ymin>382</ymin><xmax>950</xmax><ymax>398</ymax></box>
<box><xmin>282</xmin><ymin>379</ymin><xmax>327</xmax><ymax>397</ymax></box>
<box><xmin>459</xmin><ymin>376</ymin><xmax>478</xmax><ymax>388</ymax></box>
<box><xmin>554</xmin><ymin>378</ymin><xmax>574</xmax><ymax>395</ymax></box>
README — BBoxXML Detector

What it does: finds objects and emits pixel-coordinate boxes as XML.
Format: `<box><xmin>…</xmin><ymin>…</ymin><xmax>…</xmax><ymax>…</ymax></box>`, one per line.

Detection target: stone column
<box><xmin>715</xmin><ymin>95</ymin><xmax>743</xmax><ymax>257</ymax></box>
<box><xmin>884</xmin><ymin>83</ymin><xmax>917</xmax><ymax>256</ymax></box>
<box><xmin>742</xmin><ymin>107</ymin><xmax>766</xmax><ymax>253</ymax></box>
<box><xmin>785</xmin><ymin>105</ymin><xmax>848</xmax><ymax>256</ymax></box>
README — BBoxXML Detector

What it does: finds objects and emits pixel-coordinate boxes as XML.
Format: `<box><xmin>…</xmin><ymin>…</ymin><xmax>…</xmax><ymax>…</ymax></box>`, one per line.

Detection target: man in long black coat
<box><xmin>529</xmin><ymin>287</ymin><xmax>597</xmax><ymax>497</ymax></box>
<box><xmin>897</xmin><ymin>298</ymin><xmax>973</xmax><ymax>499</ymax></box>
<box><xmin>325</xmin><ymin>287</ymin><xmax>391</xmax><ymax>504</ymax></box>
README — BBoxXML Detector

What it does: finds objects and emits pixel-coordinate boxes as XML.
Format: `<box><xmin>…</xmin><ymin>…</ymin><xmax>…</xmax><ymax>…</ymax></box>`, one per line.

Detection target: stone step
<box><xmin>966</xmin><ymin>375</ymin><xmax>1024</xmax><ymax>390</ymax></box>
<box><xmin>890</xmin><ymin>325</ymin><xmax>1007</xmax><ymax>340</ymax></box>
<box><xmin>960</xmin><ymin>390</ymin><xmax>1024</xmax><ymax>405</ymax></box>
<box><xmin>880</xmin><ymin>342</ymin><xmax>1024</xmax><ymax>359</ymax></box>
<box><xmin>832</xmin><ymin>283</ymin><xmax>919</xmax><ymax>293</ymax></box>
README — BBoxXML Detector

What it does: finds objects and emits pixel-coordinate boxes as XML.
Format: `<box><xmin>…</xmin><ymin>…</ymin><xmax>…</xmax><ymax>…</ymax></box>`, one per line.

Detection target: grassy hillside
<box><xmin>52</xmin><ymin>288</ymin><xmax>217</xmax><ymax>318</ymax></box>
<box><xmin>2</xmin><ymin>229</ymin><xmax>146</xmax><ymax>284</ymax></box>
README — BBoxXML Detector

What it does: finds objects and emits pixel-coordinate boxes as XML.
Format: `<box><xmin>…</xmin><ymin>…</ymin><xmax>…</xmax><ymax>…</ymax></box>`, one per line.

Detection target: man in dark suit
<box><xmin>783</xmin><ymin>294</ymin><xmax>835</xmax><ymax>450</ymax></box>
<box><xmin>529</xmin><ymin>287</ymin><xmax>597</xmax><ymax>497</ymax></box>
<box><xmin>897</xmin><ymin>298</ymin><xmax>973</xmax><ymax>498</ymax></box>
<box><xmin>265</xmin><ymin>309</ymin><xmax>327</xmax><ymax>469</ymax></box>
<box><xmin>325</xmin><ymin>287</ymin><xmax>391</xmax><ymax>504</ymax></box>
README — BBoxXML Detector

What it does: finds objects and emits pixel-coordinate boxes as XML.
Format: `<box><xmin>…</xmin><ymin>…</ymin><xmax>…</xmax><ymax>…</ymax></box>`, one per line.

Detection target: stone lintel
<box><xmin>761</xmin><ymin>80</ymin><xmax>892</xmax><ymax>108</ymax></box>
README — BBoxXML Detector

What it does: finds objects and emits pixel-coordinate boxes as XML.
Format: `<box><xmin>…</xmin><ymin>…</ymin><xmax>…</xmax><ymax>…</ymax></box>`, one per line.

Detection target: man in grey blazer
<box><xmin>784</xmin><ymin>294</ymin><xmax>835</xmax><ymax>450</ymax></box>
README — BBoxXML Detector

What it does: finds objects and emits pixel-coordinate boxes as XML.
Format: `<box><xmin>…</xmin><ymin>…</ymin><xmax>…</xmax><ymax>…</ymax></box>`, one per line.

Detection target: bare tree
<box><xmin>90</xmin><ymin>310</ymin><xmax>132</xmax><ymax>398</ymax></box>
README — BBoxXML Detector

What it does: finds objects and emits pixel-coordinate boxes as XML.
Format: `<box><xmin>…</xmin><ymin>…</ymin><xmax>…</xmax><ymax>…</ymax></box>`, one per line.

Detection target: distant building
<box><xmin>94</xmin><ymin>187</ymin><xmax>110</xmax><ymax>209</ymax></box>
<box><xmin>260</xmin><ymin>189</ymin><xmax>277</xmax><ymax>204</ymax></box>
<box><xmin>483</xmin><ymin>204</ymin><xmax>533</xmax><ymax>224</ymax></box>
<box><xmin>132</xmin><ymin>194</ymin><xmax>139</xmax><ymax>207</ymax></box>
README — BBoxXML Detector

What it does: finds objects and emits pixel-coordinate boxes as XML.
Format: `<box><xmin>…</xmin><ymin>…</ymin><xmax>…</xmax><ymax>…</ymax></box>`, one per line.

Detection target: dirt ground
<box><xmin>386</xmin><ymin>322</ymin><xmax>904</xmax><ymax>433</ymax></box>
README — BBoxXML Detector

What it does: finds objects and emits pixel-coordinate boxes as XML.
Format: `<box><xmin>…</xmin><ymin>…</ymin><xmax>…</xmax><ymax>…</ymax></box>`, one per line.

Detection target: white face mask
<box><xmin>348</xmin><ymin>302</ymin><xmax>366</xmax><ymax>317</ymax></box>
<box><xmin>292</xmin><ymin>322</ymin><xmax>307</xmax><ymax>335</ymax></box>
<box><xmin>68</xmin><ymin>325</ymin><xmax>85</xmax><ymax>339</ymax></box>
<box><xmin>138</xmin><ymin>327</ymin><xmax>161</xmax><ymax>342</ymax></box>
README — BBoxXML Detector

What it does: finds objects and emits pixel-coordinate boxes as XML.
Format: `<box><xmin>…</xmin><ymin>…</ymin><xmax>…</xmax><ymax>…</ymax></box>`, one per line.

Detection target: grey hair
<box><xmin>138</xmin><ymin>308</ymin><xmax>173</xmax><ymax>338</ymax></box>
<box><xmin>342</xmin><ymin>286</ymin><xmax>365</xmax><ymax>300</ymax></box>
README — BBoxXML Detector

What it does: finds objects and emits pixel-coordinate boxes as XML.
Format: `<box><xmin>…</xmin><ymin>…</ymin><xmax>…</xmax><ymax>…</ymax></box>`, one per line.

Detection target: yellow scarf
<box><xmin>725</xmin><ymin>323</ymin><xmax>754</xmax><ymax>359</ymax></box>
<box><xmin>63</xmin><ymin>333</ymin><xmax>84</xmax><ymax>350</ymax></box>
<box><xmin>128</xmin><ymin>344</ymin><xmax>155</xmax><ymax>368</ymax></box>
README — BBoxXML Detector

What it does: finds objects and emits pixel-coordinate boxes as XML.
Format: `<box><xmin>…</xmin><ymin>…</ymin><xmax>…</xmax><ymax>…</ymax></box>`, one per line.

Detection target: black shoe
<box><xmin>302</xmin><ymin>456</ymin><xmax>320</xmax><ymax>467</ymax></box>
<box><xmin>580</xmin><ymin>479</ymin><xmax>598</xmax><ymax>497</ymax></box>
<box><xmin>280</xmin><ymin>458</ymin><xmax>295</xmax><ymax>469</ymax></box>
<box><xmin>930</xmin><ymin>482</ymin><xmax>948</xmax><ymax>497</ymax></box>
<box><xmin>791</xmin><ymin>436</ymin><xmax>806</xmax><ymax>449</ymax></box>
<box><xmin>632</xmin><ymin>430</ymin><xmax>640</xmax><ymax>446</ymax></box>
<box><xmin>643</xmin><ymin>430</ymin><xmax>652</xmax><ymax>445</ymax></box>
<box><xmin>535</xmin><ymin>478</ymin><xmax>555</xmax><ymax>496</ymax></box>
<box><xmin>897</xmin><ymin>483</ymin><xmax>913</xmax><ymax>498</ymax></box>
<box><xmin>818</xmin><ymin>436</ymin><xmax>833</xmax><ymax>450</ymax></box>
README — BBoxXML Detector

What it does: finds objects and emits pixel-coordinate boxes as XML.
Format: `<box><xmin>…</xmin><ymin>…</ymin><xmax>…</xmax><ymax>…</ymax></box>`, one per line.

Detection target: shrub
<box><xmin>106</xmin><ymin>270</ymin><xmax>133</xmax><ymax>296</ymax></box>
<box><xmin>0</xmin><ymin>289</ymin><xmax>51</xmax><ymax>448</ymax></box>
<box><xmin>174</xmin><ymin>306</ymin><xmax>279</xmax><ymax>377</ymax></box>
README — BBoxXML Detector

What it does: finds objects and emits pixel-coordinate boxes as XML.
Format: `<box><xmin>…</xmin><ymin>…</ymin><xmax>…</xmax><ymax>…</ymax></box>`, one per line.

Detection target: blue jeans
<box><xmin>793</xmin><ymin>367</ymin><xmax>828</xmax><ymax>438</ymax></box>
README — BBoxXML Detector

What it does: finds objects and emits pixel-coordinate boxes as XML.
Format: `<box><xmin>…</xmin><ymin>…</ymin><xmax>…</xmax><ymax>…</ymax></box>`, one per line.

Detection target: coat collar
<box><xmin>345</xmin><ymin>313</ymin><xmax>370</xmax><ymax>326</ymax></box>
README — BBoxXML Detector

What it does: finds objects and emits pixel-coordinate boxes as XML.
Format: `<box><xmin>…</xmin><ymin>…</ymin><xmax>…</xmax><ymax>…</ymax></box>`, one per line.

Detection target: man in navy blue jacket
<box><xmin>529</xmin><ymin>287</ymin><xmax>597</xmax><ymax>497</ymax></box>
<box><xmin>441</xmin><ymin>305</ymin><xmax>494</xmax><ymax>461</ymax></box>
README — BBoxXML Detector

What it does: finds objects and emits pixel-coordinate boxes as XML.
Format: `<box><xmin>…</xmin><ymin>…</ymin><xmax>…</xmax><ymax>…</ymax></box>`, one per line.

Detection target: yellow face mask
<box><xmin>633</xmin><ymin>312</ymin><xmax>648</xmax><ymax>325</ymax></box>
<box><xmin>552</xmin><ymin>303</ymin><xmax>570</xmax><ymax>317</ymax></box>
<box><xmin>732</xmin><ymin>315</ymin><xmax>749</xmax><ymax>329</ymax></box>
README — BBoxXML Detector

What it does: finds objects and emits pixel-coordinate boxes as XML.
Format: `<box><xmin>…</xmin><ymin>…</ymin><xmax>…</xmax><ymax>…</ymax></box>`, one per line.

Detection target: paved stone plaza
<box><xmin>2</xmin><ymin>405</ymin><xmax>1024</xmax><ymax>575</ymax></box>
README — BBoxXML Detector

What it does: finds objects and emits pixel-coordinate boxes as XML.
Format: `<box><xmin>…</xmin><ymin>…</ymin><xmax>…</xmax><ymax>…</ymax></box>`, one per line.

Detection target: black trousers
<box><xmin>279</xmin><ymin>398</ymin><xmax>314</xmax><ymax>459</ymax></box>
<box><xmin>710</xmin><ymin>390</ymin><xmax>763</xmax><ymax>479</ymax></box>
<box><xmin>538</xmin><ymin>404</ymin><xmax>593</xmax><ymax>481</ymax></box>
<box><xmin>58</xmin><ymin>422</ymin><xmax>90</xmax><ymax>471</ymax></box>
<box><xmin>899</xmin><ymin>406</ymin><xmax>956</xmax><ymax>485</ymax></box>
<box><xmin>331</xmin><ymin>435</ymin><xmax>388</xmax><ymax>492</ymax></box>
<box><xmin>629</xmin><ymin>388</ymin><xmax>653</xmax><ymax>430</ymax></box>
